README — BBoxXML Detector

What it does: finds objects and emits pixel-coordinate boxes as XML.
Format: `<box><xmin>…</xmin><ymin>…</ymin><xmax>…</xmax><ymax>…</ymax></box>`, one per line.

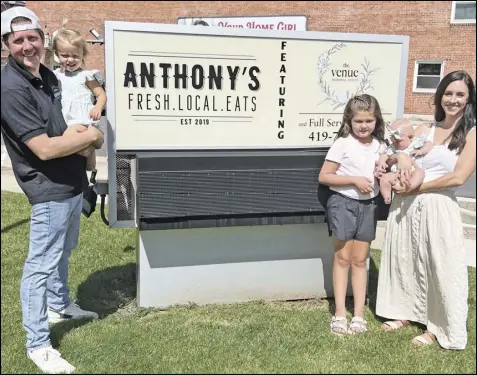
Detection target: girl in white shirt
<box><xmin>318</xmin><ymin>94</ymin><xmax>387</xmax><ymax>335</ymax></box>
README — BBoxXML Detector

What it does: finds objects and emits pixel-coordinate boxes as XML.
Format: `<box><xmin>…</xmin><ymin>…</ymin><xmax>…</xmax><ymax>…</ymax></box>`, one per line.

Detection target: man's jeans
<box><xmin>20</xmin><ymin>194</ymin><xmax>83</xmax><ymax>351</ymax></box>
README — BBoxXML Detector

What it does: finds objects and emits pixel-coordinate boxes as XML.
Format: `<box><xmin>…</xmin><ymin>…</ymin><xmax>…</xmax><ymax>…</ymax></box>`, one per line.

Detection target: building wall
<box><xmin>12</xmin><ymin>1</ymin><xmax>477</xmax><ymax>114</ymax></box>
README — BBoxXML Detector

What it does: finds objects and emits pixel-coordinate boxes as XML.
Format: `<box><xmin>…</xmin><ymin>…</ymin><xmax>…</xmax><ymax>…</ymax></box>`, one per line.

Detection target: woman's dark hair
<box><xmin>335</xmin><ymin>94</ymin><xmax>386</xmax><ymax>143</ymax></box>
<box><xmin>434</xmin><ymin>70</ymin><xmax>476</xmax><ymax>154</ymax></box>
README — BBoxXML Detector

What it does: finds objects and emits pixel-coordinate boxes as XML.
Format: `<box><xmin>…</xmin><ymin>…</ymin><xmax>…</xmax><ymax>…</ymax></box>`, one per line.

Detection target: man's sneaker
<box><xmin>48</xmin><ymin>302</ymin><xmax>99</xmax><ymax>324</ymax></box>
<box><xmin>27</xmin><ymin>346</ymin><xmax>75</xmax><ymax>374</ymax></box>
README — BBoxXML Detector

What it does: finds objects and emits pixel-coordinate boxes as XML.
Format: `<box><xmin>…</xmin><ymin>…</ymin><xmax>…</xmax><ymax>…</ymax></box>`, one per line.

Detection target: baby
<box><xmin>375</xmin><ymin>119</ymin><xmax>433</xmax><ymax>204</ymax></box>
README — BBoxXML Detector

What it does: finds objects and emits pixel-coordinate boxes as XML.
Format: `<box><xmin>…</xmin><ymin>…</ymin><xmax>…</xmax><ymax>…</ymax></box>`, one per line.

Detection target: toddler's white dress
<box><xmin>54</xmin><ymin>68</ymin><xmax>104</xmax><ymax>126</ymax></box>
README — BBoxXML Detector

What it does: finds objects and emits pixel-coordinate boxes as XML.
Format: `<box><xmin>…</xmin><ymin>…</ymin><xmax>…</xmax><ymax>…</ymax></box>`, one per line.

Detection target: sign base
<box><xmin>137</xmin><ymin>223</ymin><xmax>366</xmax><ymax>308</ymax></box>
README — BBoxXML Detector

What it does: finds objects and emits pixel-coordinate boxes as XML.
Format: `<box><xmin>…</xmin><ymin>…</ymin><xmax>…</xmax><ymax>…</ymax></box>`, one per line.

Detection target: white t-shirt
<box><xmin>325</xmin><ymin>135</ymin><xmax>386</xmax><ymax>200</ymax></box>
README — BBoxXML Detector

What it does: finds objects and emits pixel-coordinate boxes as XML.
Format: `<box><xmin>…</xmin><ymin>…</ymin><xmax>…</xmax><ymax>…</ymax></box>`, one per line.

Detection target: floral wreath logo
<box><xmin>317</xmin><ymin>43</ymin><xmax>379</xmax><ymax>110</ymax></box>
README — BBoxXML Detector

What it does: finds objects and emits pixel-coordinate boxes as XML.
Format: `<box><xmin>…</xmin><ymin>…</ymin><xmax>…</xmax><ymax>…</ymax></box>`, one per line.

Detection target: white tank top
<box><xmin>420</xmin><ymin>124</ymin><xmax>475</xmax><ymax>191</ymax></box>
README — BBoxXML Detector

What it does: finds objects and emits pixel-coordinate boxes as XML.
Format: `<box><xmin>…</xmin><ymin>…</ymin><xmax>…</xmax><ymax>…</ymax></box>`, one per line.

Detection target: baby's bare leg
<box><xmin>380</xmin><ymin>172</ymin><xmax>398</xmax><ymax>204</ymax></box>
<box><xmin>86</xmin><ymin>150</ymin><xmax>97</xmax><ymax>171</ymax></box>
<box><xmin>63</xmin><ymin>124</ymin><xmax>87</xmax><ymax>135</ymax></box>
<box><xmin>407</xmin><ymin>167</ymin><xmax>425</xmax><ymax>191</ymax></box>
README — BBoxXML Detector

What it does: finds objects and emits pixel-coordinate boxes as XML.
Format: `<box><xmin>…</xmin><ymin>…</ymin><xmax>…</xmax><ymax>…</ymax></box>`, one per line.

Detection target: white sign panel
<box><xmin>177</xmin><ymin>15</ymin><xmax>307</xmax><ymax>31</ymax></box>
<box><xmin>105</xmin><ymin>22</ymin><xmax>408</xmax><ymax>150</ymax></box>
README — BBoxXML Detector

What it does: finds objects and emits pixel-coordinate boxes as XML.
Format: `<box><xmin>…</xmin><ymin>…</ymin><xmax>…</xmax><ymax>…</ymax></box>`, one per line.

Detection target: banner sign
<box><xmin>106</xmin><ymin>22</ymin><xmax>408</xmax><ymax>150</ymax></box>
<box><xmin>177</xmin><ymin>15</ymin><xmax>307</xmax><ymax>31</ymax></box>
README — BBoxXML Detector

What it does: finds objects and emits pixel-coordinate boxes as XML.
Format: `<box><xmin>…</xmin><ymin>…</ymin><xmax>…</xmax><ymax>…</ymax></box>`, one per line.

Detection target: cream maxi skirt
<box><xmin>376</xmin><ymin>190</ymin><xmax>468</xmax><ymax>350</ymax></box>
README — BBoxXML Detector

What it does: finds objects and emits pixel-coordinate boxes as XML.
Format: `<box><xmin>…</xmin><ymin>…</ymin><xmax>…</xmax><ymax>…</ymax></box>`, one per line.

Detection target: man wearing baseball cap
<box><xmin>1</xmin><ymin>6</ymin><xmax>104</xmax><ymax>374</ymax></box>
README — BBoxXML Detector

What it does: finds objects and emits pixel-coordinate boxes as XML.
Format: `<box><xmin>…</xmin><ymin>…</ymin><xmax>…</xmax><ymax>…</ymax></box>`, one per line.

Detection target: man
<box><xmin>1</xmin><ymin>7</ymin><xmax>104</xmax><ymax>374</ymax></box>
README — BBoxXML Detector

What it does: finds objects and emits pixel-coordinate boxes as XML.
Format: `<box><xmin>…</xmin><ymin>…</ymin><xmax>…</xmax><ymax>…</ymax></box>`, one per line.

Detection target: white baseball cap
<box><xmin>1</xmin><ymin>6</ymin><xmax>41</xmax><ymax>37</ymax></box>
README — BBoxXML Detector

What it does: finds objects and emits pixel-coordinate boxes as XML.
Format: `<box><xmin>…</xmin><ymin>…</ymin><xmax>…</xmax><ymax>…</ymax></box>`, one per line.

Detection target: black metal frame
<box><xmin>134</xmin><ymin>150</ymin><xmax>327</xmax><ymax>231</ymax></box>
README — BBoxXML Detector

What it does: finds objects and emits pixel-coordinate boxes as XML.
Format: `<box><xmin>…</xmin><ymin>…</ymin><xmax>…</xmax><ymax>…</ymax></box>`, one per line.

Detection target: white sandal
<box><xmin>348</xmin><ymin>316</ymin><xmax>367</xmax><ymax>334</ymax></box>
<box><xmin>330</xmin><ymin>316</ymin><xmax>348</xmax><ymax>335</ymax></box>
<box><xmin>382</xmin><ymin>320</ymin><xmax>408</xmax><ymax>331</ymax></box>
<box><xmin>412</xmin><ymin>331</ymin><xmax>437</xmax><ymax>346</ymax></box>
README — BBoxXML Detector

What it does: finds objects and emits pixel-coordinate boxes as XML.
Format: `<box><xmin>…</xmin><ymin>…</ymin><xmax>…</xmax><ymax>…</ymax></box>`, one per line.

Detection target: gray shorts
<box><xmin>326</xmin><ymin>193</ymin><xmax>378</xmax><ymax>242</ymax></box>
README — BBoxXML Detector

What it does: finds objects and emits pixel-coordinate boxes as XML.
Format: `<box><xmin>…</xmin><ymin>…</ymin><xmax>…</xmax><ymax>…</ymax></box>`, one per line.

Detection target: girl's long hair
<box><xmin>335</xmin><ymin>94</ymin><xmax>386</xmax><ymax>143</ymax></box>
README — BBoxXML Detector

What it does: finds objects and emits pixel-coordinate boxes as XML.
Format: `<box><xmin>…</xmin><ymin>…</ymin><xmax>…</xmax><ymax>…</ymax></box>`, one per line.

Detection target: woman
<box><xmin>375</xmin><ymin>70</ymin><xmax>476</xmax><ymax>349</ymax></box>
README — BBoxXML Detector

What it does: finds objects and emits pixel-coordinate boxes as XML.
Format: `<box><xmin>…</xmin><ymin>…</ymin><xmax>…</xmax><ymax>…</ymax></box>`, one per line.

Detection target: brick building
<box><xmin>2</xmin><ymin>1</ymin><xmax>476</xmax><ymax>115</ymax></box>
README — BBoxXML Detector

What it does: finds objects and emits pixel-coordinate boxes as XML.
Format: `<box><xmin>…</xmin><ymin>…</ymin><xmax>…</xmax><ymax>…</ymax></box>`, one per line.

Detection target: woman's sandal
<box><xmin>348</xmin><ymin>316</ymin><xmax>367</xmax><ymax>334</ymax></box>
<box><xmin>330</xmin><ymin>316</ymin><xmax>348</xmax><ymax>335</ymax></box>
<box><xmin>412</xmin><ymin>331</ymin><xmax>437</xmax><ymax>346</ymax></box>
<box><xmin>381</xmin><ymin>320</ymin><xmax>409</xmax><ymax>331</ymax></box>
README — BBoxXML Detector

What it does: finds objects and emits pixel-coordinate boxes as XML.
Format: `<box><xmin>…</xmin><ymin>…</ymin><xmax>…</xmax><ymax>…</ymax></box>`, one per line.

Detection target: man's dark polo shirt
<box><xmin>1</xmin><ymin>56</ymin><xmax>88</xmax><ymax>205</ymax></box>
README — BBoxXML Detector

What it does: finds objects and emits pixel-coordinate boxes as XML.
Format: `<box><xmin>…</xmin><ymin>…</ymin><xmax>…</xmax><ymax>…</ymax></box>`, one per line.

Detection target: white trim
<box><xmin>104</xmin><ymin>22</ymin><xmax>119</xmax><ymax>228</ymax></box>
<box><xmin>104</xmin><ymin>20</ymin><xmax>410</xmax><ymax>44</ymax></box>
<box><xmin>451</xmin><ymin>1</ymin><xmax>476</xmax><ymax>24</ymax></box>
<box><xmin>412</xmin><ymin>60</ymin><xmax>445</xmax><ymax>93</ymax></box>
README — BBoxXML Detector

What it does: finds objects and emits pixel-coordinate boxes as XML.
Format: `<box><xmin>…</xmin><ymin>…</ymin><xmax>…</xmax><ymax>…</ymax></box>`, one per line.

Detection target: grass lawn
<box><xmin>1</xmin><ymin>191</ymin><xmax>475</xmax><ymax>374</ymax></box>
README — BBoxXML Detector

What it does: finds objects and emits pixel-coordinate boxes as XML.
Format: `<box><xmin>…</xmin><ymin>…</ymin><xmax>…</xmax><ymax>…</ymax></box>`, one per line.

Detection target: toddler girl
<box><xmin>52</xmin><ymin>20</ymin><xmax>106</xmax><ymax>171</ymax></box>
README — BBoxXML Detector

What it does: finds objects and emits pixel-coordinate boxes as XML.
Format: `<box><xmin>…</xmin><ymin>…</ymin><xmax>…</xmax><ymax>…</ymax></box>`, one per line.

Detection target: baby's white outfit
<box><xmin>385</xmin><ymin>134</ymin><xmax>428</xmax><ymax>173</ymax></box>
<box><xmin>54</xmin><ymin>68</ymin><xmax>104</xmax><ymax>127</ymax></box>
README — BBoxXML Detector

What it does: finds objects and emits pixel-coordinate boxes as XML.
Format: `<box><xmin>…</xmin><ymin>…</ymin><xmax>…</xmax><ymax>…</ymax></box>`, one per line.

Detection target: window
<box><xmin>451</xmin><ymin>1</ymin><xmax>476</xmax><ymax>24</ymax></box>
<box><xmin>413</xmin><ymin>61</ymin><xmax>444</xmax><ymax>93</ymax></box>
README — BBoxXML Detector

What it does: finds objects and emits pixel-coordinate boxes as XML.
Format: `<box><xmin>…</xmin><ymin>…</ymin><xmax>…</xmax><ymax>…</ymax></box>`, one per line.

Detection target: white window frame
<box><xmin>451</xmin><ymin>1</ymin><xmax>476</xmax><ymax>24</ymax></box>
<box><xmin>412</xmin><ymin>60</ymin><xmax>445</xmax><ymax>93</ymax></box>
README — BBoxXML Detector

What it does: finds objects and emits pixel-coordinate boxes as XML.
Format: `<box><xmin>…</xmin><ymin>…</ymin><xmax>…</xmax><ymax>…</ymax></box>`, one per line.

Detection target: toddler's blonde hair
<box><xmin>52</xmin><ymin>18</ymin><xmax>88</xmax><ymax>62</ymax></box>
